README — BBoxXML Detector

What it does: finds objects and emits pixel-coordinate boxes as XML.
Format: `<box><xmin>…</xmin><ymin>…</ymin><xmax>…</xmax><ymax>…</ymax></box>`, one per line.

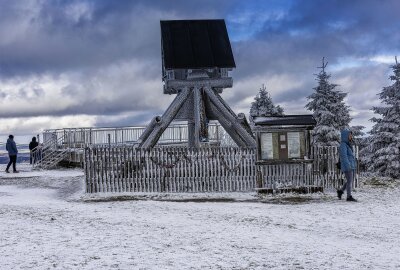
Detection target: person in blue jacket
<box><xmin>337</xmin><ymin>129</ymin><xmax>357</xmax><ymax>201</ymax></box>
<box><xmin>5</xmin><ymin>135</ymin><xmax>19</xmax><ymax>173</ymax></box>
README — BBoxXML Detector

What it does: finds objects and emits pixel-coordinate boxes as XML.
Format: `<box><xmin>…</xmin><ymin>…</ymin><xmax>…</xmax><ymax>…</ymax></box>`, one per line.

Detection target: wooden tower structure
<box><xmin>137</xmin><ymin>19</ymin><xmax>255</xmax><ymax>149</ymax></box>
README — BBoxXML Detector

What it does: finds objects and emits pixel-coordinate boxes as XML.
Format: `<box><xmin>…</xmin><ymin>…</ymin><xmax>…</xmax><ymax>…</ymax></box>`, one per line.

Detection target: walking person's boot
<box><xmin>5</xmin><ymin>169</ymin><xmax>10</xmax><ymax>173</ymax></box>
<box><xmin>337</xmin><ymin>189</ymin><xmax>343</xmax><ymax>200</ymax></box>
<box><xmin>346</xmin><ymin>196</ymin><xmax>357</xmax><ymax>202</ymax></box>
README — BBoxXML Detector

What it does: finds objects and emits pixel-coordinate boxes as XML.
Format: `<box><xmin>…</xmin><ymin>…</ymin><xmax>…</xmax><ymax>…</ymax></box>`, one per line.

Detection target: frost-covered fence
<box><xmin>84</xmin><ymin>146</ymin><xmax>256</xmax><ymax>193</ymax></box>
<box><xmin>255</xmin><ymin>146</ymin><xmax>358</xmax><ymax>192</ymax></box>
<box><xmin>257</xmin><ymin>162</ymin><xmax>316</xmax><ymax>192</ymax></box>
<box><xmin>84</xmin><ymin>145</ymin><xmax>358</xmax><ymax>193</ymax></box>
<box><xmin>310</xmin><ymin>146</ymin><xmax>359</xmax><ymax>189</ymax></box>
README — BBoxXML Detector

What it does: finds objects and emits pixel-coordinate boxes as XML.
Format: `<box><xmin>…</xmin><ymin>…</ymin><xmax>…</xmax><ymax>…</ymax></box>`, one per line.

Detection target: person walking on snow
<box><xmin>337</xmin><ymin>129</ymin><xmax>357</xmax><ymax>201</ymax></box>
<box><xmin>5</xmin><ymin>135</ymin><xmax>19</xmax><ymax>173</ymax></box>
<box><xmin>29</xmin><ymin>137</ymin><xmax>39</xmax><ymax>164</ymax></box>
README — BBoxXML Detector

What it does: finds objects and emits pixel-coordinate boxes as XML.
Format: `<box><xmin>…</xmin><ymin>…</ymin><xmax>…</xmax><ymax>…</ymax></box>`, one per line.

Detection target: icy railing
<box><xmin>42</xmin><ymin>122</ymin><xmax>238</xmax><ymax>149</ymax></box>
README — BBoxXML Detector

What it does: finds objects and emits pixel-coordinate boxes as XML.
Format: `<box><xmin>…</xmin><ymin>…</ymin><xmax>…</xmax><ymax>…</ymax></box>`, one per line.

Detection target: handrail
<box><xmin>43</xmin><ymin>122</ymin><xmax>199</xmax><ymax>133</ymax></box>
<box><xmin>32</xmin><ymin>123</ymin><xmax>237</xmax><ymax>169</ymax></box>
<box><xmin>41</xmin><ymin>122</ymin><xmax>233</xmax><ymax>148</ymax></box>
<box><xmin>32</xmin><ymin>133</ymin><xmax>66</xmax><ymax>169</ymax></box>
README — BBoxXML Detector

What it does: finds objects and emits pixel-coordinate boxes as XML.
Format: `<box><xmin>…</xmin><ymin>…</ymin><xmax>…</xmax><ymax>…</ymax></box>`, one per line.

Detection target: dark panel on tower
<box><xmin>161</xmin><ymin>20</ymin><xmax>236</xmax><ymax>69</ymax></box>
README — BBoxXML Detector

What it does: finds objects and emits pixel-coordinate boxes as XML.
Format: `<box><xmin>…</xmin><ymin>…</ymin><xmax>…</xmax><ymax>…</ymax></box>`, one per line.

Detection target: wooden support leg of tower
<box><xmin>215</xmin><ymin>92</ymin><xmax>254</xmax><ymax>139</ymax></box>
<box><xmin>193</xmin><ymin>87</ymin><xmax>208</xmax><ymax>148</ymax></box>
<box><xmin>136</xmin><ymin>116</ymin><xmax>161</xmax><ymax>146</ymax></box>
<box><xmin>188</xmin><ymin>121</ymin><xmax>195</xmax><ymax>148</ymax></box>
<box><xmin>237</xmin><ymin>113</ymin><xmax>255</xmax><ymax>139</ymax></box>
<box><xmin>215</xmin><ymin>90</ymin><xmax>238</xmax><ymax>118</ymax></box>
<box><xmin>204</xmin><ymin>87</ymin><xmax>256</xmax><ymax>148</ymax></box>
<box><xmin>140</xmin><ymin>88</ymin><xmax>191</xmax><ymax>149</ymax></box>
<box><xmin>206</xmin><ymin>100</ymin><xmax>247</xmax><ymax>147</ymax></box>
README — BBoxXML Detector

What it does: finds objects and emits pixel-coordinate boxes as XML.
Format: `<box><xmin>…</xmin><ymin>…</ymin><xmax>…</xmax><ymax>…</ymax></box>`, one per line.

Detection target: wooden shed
<box><xmin>252</xmin><ymin>115</ymin><xmax>320</xmax><ymax>193</ymax></box>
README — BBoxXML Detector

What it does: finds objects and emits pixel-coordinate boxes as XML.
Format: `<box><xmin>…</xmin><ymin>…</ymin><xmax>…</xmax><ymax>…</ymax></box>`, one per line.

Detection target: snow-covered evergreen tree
<box><xmin>359</xmin><ymin>135</ymin><xmax>373</xmax><ymax>172</ymax></box>
<box><xmin>250</xmin><ymin>84</ymin><xmax>284</xmax><ymax>118</ymax></box>
<box><xmin>350</xmin><ymin>125</ymin><xmax>369</xmax><ymax>171</ymax></box>
<box><xmin>365</xmin><ymin>57</ymin><xmax>400</xmax><ymax>179</ymax></box>
<box><xmin>350</xmin><ymin>125</ymin><xmax>365</xmax><ymax>144</ymax></box>
<box><xmin>305</xmin><ymin>58</ymin><xmax>351</xmax><ymax>146</ymax></box>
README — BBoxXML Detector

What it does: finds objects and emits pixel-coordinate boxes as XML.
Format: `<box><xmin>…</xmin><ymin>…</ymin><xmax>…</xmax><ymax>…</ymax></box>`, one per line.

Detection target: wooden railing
<box><xmin>311</xmin><ymin>146</ymin><xmax>359</xmax><ymax>189</ymax></box>
<box><xmin>85</xmin><ymin>146</ymin><xmax>256</xmax><ymax>193</ymax></box>
<box><xmin>84</xmin><ymin>145</ymin><xmax>358</xmax><ymax>193</ymax></box>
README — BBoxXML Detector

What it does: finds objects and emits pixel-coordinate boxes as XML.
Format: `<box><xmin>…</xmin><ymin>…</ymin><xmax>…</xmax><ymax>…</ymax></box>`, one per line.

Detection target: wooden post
<box><xmin>89</xmin><ymin>128</ymin><xmax>92</xmax><ymax>146</ymax></box>
<box><xmin>188</xmin><ymin>121</ymin><xmax>196</xmax><ymax>148</ymax></box>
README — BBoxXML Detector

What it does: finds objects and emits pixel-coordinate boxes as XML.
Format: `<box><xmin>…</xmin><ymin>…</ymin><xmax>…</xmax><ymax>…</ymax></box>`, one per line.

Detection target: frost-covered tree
<box><xmin>250</xmin><ymin>84</ymin><xmax>284</xmax><ymax>118</ymax></box>
<box><xmin>305</xmin><ymin>58</ymin><xmax>351</xmax><ymax>146</ymax></box>
<box><xmin>350</xmin><ymin>125</ymin><xmax>365</xmax><ymax>144</ymax></box>
<box><xmin>359</xmin><ymin>135</ymin><xmax>373</xmax><ymax>172</ymax></box>
<box><xmin>350</xmin><ymin>125</ymin><xmax>369</xmax><ymax>171</ymax></box>
<box><xmin>365</xmin><ymin>57</ymin><xmax>400</xmax><ymax>179</ymax></box>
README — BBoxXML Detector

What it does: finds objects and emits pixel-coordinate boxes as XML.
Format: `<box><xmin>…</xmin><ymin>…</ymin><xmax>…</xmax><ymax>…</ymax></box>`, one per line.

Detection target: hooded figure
<box><xmin>337</xmin><ymin>129</ymin><xmax>357</xmax><ymax>201</ymax></box>
<box><xmin>29</xmin><ymin>137</ymin><xmax>39</xmax><ymax>164</ymax></box>
<box><xmin>5</xmin><ymin>135</ymin><xmax>19</xmax><ymax>173</ymax></box>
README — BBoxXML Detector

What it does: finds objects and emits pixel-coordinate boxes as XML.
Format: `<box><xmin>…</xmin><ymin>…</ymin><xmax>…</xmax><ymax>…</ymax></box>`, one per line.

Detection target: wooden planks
<box><xmin>85</xmin><ymin>146</ymin><xmax>257</xmax><ymax>193</ymax></box>
<box><xmin>84</xmin><ymin>145</ymin><xmax>358</xmax><ymax>193</ymax></box>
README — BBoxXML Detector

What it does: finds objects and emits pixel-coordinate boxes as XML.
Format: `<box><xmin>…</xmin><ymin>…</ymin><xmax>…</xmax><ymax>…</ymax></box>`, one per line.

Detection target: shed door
<box><xmin>278</xmin><ymin>132</ymin><xmax>288</xmax><ymax>159</ymax></box>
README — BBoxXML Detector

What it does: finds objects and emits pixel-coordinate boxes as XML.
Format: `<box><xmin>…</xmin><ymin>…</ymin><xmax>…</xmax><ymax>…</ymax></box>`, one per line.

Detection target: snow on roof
<box><xmin>253</xmin><ymin>114</ymin><xmax>316</xmax><ymax>126</ymax></box>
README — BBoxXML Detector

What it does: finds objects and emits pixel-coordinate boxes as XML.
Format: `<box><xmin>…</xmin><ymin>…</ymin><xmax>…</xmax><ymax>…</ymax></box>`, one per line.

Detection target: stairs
<box><xmin>39</xmin><ymin>148</ymin><xmax>70</xmax><ymax>169</ymax></box>
<box><xmin>33</xmin><ymin>135</ymin><xmax>70</xmax><ymax>169</ymax></box>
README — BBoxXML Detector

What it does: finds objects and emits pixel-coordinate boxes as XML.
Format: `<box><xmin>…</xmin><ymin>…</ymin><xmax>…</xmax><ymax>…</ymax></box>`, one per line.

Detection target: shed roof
<box><xmin>253</xmin><ymin>115</ymin><xmax>316</xmax><ymax>126</ymax></box>
<box><xmin>160</xmin><ymin>20</ymin><xmax>236</xmax><ymax>69</ymax></box>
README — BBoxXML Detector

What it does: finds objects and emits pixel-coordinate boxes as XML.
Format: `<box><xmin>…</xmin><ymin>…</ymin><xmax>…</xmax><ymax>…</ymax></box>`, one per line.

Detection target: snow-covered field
<box><xmin>1</xmin><ymin>164</ymin><xmax>399</xmax><ymax>270</ymax></box>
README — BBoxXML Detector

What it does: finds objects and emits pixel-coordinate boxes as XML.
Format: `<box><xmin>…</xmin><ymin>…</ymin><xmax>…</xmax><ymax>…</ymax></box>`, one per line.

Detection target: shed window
<box><xmin>259</xmin><ymin>131</ymin><xmax>306</xmax><ymax>161</ymax></box>
<box><xmin>260</xmin><ymin>133</ymin><xmax>273</xmax><ymax>159</ymax></box>
<box><xmin>287</xmin><ymin>132</ymin><xmax>301</xmax><ymax>158</ymax></box>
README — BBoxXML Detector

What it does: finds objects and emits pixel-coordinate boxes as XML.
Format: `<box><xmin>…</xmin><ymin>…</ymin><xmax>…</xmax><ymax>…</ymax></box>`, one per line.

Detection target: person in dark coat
<box><xmin>5</xmin><ymin>135</ymin><xmax>19</xmax><ymax>173</ymax></box>
<box><xmin>337</xmin><ymin>129</ymin><xmax>357</xmax><ymax>201</ymax></box>
<box><xmin>29</xmin><ymin>137</ymin><xmax>39</xmax><ymax>164</ymax></box>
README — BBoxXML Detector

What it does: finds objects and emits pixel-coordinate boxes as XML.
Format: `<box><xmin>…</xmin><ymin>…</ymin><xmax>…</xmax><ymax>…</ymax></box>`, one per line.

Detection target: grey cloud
<box><xmin>17</xmin><ymin>86</ymin><xmax>45</xmax><ymax>100</ymax></box>
<box><xmin>1</xmin><ymin>0</ymin><xmax>399</xmax><ymax>135</ymax></box>
<box><xmin>0</xmin><ymin>0</ymin><xmax>241</xmax><ymax>78</ymax></box>
<box><xmin>94</xmin><ymin>111</ymin><xmax>158</xmax><ymax>128</ymax></box>
<box><xmin>32</xmin><ymin>87</ymin><xmax>45</xmax><ymax>97</ymax></box>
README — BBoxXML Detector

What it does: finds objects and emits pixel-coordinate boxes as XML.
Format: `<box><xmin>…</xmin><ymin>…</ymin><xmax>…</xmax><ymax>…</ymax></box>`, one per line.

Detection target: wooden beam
<box><xmin>136</xmin><ymin>116</ymin><xmax>161</xmax><ymax>146</ymax></box>
<box><xmin>165</xmin><ymin>77</ymin><xmax>233</xmax><ymax>90</ymax></box>
<box><xmin>205</xmin><ymin>99</ymin><xmax>247</xmax><ymax>147</ymax></box>
<box><xmin>193</xmin><ymin>87</ymin><xmax>202</xmax><ymax>148</ymax></box>
<box><xmin>237</xmin><ymin>113</ymin><xmax>255</xmax><ymax>139</ymax></box>
<box><xmin>140</xmin><ymin>88</ymin><xmax>191</xmax><ymax>148</ymax></box>
<box><xmin>204</xmin><ymin>87</ymin><xmax>256</xmax><ymax>148</ymax></box>
<box><xmin>187</xmin><ymin>121</ymin><xmax>195</xmax><ymax>148</ymax></box>
<box><xmin>193</xmin><ymin>87</ymin><xmax>209</xmax><ymax>148</ymax></box>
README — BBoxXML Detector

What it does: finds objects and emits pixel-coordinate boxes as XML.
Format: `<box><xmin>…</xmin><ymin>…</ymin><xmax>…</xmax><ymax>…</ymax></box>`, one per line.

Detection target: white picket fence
<box><xmin>84</xmin><ymin>145</ymin><xmax>358</xmax><ymax>193</ymax></box>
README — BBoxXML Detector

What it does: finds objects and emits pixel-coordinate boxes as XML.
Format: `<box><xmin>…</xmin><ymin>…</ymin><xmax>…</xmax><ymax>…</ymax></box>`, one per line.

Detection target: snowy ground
<box><xmin>1</xmin><ymin>164</ymin><xmax>400</xmax><ymax>270</ymax></box>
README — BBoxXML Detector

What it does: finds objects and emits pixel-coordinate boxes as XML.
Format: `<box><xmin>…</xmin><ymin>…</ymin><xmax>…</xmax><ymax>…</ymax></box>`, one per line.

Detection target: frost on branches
<box><xmin>305</xmin><ymin>58</ymin><xmax>351</xmax><ymax>146</ymax></box>
<box><xmin>250</xmin><ymin>84</ymin><xmax>284</xmax><ymax>118</ymax></box>
<box><xmin>366</xmin><ymin>58</ymin><xmax>400</xmax><ymax>179</ymax></box>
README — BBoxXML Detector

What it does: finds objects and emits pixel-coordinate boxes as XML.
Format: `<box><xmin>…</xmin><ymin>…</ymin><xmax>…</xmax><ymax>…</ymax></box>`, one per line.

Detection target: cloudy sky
<box><xmin>1</xmin><ymin>0</ymin><xmax>399</xmax><ymax>141</ymax></box>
